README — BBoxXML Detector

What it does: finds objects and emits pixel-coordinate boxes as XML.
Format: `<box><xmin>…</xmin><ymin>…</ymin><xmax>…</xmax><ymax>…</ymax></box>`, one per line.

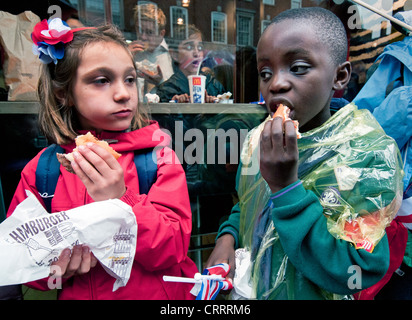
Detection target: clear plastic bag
<box><xmin>237</xmin><ymin>104</ymin><xmax>404</xmax><ymax>299</ymax></box>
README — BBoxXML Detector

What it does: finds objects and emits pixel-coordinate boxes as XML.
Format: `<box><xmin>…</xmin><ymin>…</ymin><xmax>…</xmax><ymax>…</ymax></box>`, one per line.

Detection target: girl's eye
<box><xmin>94</xmin><ymin>77</ymin><xmax>109</xmax><ymax>84</ymax></box>
<box><xmin>290</xmin><ymin>63</ymin><xmax>311</xmax><ymax>75</ymax></box>
<box><xmin>125</xmin><ymin>76</ymin><xmax>136</xmax><ymax>84</ymax></box>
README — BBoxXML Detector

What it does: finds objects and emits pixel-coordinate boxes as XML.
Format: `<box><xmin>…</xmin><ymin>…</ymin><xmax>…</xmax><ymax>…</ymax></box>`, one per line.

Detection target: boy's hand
<box><xmin>204</xmin><ymin>90</ymin><xmax>219</xmax><ymax>103</ymax></box>
<box><xmin>260</xmin><ymin>117</ymin><xmax>299</xmax><ymax>194</ymax></box>
<box><xmin>205</xmin><ymin>234</ymin><xmax>236</xmax><ymax>281</ymax></box>
<box><xmin>138</xmin><ymin>65</ymin><xmax>163</xmax><ymax>86</ymax></box>
<box><xmin>171</xmin><ymin>93</ymin><xmax>190</xmax><ymax>103</ymax></box>
<box><xmin>71</xmin><ymin>143</ymin><xmax>126</xmax><ymax>201</ymax></box>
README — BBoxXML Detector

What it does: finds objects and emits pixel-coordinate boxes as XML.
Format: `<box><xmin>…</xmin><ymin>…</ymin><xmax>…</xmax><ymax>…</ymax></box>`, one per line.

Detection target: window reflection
<box><xmin>60</xmin><ymin>0</ymin><xmax>406</xmax><ymax>103</ymax></box>
<box><xmin>0</xmin><ymin>0</ymin><xmax>409</xmax><ymax>269</ymax></box>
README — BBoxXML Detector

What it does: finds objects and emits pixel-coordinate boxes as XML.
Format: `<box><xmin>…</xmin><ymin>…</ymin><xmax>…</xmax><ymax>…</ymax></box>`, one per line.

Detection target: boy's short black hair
<box><xmin>270</xmin><ymin>7</ymin><xmax>348</xmax><ymax>66</ymax></box>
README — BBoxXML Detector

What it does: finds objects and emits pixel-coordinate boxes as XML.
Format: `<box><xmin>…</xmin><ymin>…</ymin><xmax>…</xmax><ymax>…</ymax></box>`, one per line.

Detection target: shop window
<box><xmin>261</xmin><ymin>19</ymin><xmax>271</xmax><ymax>34</ymax></box>
<box><xmin>111</xmin><ymin>0</ymin><xmax>124</xmax><ymax>29</ymax></box>
<box><xmin>170</xmin><ymin>6</ymin><xmax>188</xmax><ymax>39</ymax></box>
<box><xmin>211</xmin><ymin>12</ymin><xmax>227</xmax><ymax>44</ymax></box>
<box><xmin>291</xmin><ymin>0</ymin><xmax>302</xmax><ymax>9</ymax></box>
<box><xmin>85</xmin><ymin>0</ymin><xmax>103</xmax><ymax>12</ymax></box>
<box><xmin>236</xmin><ymin>11</ymin><xmax>254</xmax><ymax>47</ymax></box>
<box><xmin>84</xmin><ymin>0</ymin><xmax>105</xmax><ymax>24</ymax></box>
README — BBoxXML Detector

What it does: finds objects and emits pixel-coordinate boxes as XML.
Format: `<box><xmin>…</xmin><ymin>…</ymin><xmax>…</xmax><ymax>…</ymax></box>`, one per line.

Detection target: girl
<box><xmin>7</xmin><ymin>19</ymin><xmax>198</xmax><ymax>300</ymax></box>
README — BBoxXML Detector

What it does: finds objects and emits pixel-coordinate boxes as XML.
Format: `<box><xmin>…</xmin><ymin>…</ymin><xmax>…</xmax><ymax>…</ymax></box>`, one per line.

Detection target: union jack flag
<box><xmin>196</xmin><ymin>263</ymin><xmax>233</xmax><ymax>300</ymax></box>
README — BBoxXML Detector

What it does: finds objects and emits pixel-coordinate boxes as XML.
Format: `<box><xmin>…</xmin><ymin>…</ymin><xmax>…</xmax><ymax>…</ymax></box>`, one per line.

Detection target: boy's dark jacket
<box><xmin>155</xmin><ymin>66</ymin><xmax>225</xmax><ymax>102</ymax></box>
<box><xmin>218</xmin><ymin>104</ymin><xmax>403</xmax><ymax>300</ymax></box>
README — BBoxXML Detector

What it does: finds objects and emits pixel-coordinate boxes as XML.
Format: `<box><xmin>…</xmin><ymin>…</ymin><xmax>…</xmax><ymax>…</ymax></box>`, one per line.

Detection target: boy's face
<box><xmin>177</xmin><ymin>33</ymin><xmax>204</xmax><ymax>77</ymax></box>
<box><xmin>257</xmin><ymin>20</ymin><xmax>338</xmax><ymax>132</ymax></box>
<box><xmin>136</xmin><ymin>19</ymin><xmax>165</xmax><ymax>52</ymax></box>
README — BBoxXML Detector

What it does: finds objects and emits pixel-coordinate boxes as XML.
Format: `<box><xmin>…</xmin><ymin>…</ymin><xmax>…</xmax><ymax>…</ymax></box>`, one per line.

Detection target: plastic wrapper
<box><xmin>231</xmin><ymin>248</ymin><xmax>255</xmax><ymax>300</ymax></box>
<box><xmin>237</xmin><ymin>104</ymin><xmax>403</xmax><ymax>299</ymax></box>
<box><xmin>0</xmin><ymin>191</ymin><xmax>137</xmax><ymax>291</ymax></box>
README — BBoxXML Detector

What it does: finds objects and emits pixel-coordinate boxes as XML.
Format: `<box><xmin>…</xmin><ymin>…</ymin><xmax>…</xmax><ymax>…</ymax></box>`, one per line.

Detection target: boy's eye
<box><xmin>290</xmin><ymin>63</ymin><xmax>311</xmax><ymax>75</ymax></box>
<box><xmin>259</xmin><ymin>68</ymin><xmax>272</xmax><ymax>81</ymax></box>
<box><xmin>183</xmin><ymin>44</ymin><xmax>204</xmax><ymax>51</ymax></box>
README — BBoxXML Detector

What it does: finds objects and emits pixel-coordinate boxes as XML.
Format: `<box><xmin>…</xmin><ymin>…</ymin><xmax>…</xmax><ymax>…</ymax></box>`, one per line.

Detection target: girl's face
<box><xmin>71</xmin><ymin>41</ymin><xmax>138</xmax><ymax>134</ymax></box>
<box><xmin>177</xmin><ymin>33</ymin><xmax>204</xmax><ymax>77</ymax></box>
<box><xmin>257</xmin><ymin>20</ymin><xmax>340</xmax><ymax>132</ymax></box>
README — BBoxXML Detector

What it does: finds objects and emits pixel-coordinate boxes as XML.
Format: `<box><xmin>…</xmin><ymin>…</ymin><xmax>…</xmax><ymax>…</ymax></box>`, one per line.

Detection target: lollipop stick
<box><xmin>163</xmin><ymin>275</ymin><xmax>200</xmax><ymax>284</ymax></box>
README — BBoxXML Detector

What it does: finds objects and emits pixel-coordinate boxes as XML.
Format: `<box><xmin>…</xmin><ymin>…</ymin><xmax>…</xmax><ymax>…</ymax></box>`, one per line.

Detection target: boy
<box><xmin>205</xmin><ymin>7</ymin><xmax>403</xmax><ymax>299</ymax></box>
<box><xmin>156</xmin><ymin>24</ymin><xmax>225</xmax><ymax>103</ymax></box>
<box><xmin>129</xmin><ymin>3</ymin><xmax>174</xmax><ymax>101</ymax></box>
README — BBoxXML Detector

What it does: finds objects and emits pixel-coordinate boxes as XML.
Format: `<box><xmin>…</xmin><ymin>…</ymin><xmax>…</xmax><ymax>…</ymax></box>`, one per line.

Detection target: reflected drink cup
<box><xmin>188</xmin><ymin>75</ymin><xmax>206</xmax><ymax>103</ymax></box>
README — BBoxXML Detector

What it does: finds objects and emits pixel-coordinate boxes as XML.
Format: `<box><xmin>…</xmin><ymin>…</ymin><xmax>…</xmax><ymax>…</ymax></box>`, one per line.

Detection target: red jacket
<box><xmin>7</xmin><ymin>121</ymin><xmax>198</xmax><ymax>300</ymax></box>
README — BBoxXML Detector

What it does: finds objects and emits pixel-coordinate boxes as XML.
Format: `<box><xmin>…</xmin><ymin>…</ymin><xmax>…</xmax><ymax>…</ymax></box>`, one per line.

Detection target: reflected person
<box><xmin>156</xmin><ymin>24</ymin><xmax>225</xmax><ymax>103</ymax></box>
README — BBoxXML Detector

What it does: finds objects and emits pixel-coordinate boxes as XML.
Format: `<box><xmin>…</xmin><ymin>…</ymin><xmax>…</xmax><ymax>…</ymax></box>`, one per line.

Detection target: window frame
<box><xmin>170</xmin><ymin>5</ymin><xmax>189</xmax><ymax>39</ymax></box>
<box><xmin>211</xmin><ymin>11</ymin><xmax>228</xmax><ymax>44</ymax></box>
<box><xmin>236</xmin><ymin>10</ymin><xmax>254</xmax><ymax>47</ymax></box>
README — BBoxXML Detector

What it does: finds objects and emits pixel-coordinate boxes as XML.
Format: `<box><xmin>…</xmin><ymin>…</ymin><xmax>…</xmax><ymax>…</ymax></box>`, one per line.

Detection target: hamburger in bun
<box><xmin>136</xmin><ymin>60</ymin><xmax>158</xmax><ymax>77</ymax></box>
<box><xmin>57</xmin><ymin>132</ymin><xmax>121</xmax><ymax>173</ymax></box>
<box><xmin>272</xmin><ymin>104</ymin><xmax>301</xmax><ymax>139</ymax></box>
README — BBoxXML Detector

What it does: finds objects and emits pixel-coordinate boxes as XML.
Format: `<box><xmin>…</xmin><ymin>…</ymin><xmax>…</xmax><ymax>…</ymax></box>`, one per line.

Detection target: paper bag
<box><xmin>0</xmin><ymin>191</ymin><xmax>138</xmax><ymax>291</ymax></box>
<box><xmin>0</xmin><ymin>11</ymin><xmax>41</xmax><ymax>101</ymax></box>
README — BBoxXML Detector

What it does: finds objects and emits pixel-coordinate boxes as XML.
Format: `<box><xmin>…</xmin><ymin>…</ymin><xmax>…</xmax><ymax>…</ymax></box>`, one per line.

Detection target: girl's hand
<box><xmin>205</xmin><ymin>234</ymin><xmax>236</xmax><ymax>281</ymax></box>
<box><xmin>71</xmin><ymin>143</ymin><xmax>126</xmax><ymax>201</ymax></box>
<box><xmin>51</xmin><ymin>245</ymin><xmax>98</xmax><ymax>279</ymax></box>
<box><xmin>260</xmin><ymin>117</ymin><xmax>299</xmax><ymax>194</ymax></box>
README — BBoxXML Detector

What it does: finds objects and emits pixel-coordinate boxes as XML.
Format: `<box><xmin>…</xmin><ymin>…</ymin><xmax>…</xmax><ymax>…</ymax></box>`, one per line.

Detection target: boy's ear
<box><xmin>333</xmin><ymin>61</ymin><xmax>352</xmax><ymax>91</ymax></box>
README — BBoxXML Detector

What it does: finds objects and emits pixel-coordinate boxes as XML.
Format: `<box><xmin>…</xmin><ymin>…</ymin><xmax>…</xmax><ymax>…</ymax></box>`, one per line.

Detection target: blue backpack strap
<box><xmin>36</xmin><ymin>144</ymin><xmax>64</xmax><ymax>213</ymax></box>
<box><xmin>134</xmin><ymin>148</ymin><xmax>157</xmax><ymax>195</ymax></box>
<box><xmin>35</xmin><ymin>145</ymin><xmax>157</xmax><ymax>213</ymax></box>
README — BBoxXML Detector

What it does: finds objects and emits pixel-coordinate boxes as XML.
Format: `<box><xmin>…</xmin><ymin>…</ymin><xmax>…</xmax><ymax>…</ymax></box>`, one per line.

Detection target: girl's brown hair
<box><xmin>37</xmin><ymin>24</ymin><xmax>149</xmax><ymax>145</ymax></box>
